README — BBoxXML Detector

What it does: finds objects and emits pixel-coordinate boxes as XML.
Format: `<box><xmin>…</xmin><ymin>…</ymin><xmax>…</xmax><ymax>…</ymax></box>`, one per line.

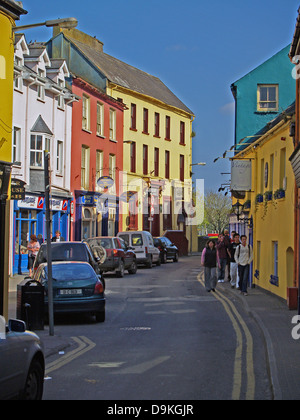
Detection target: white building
<box><xmin>10</xmin><ymin>34</ymin><xmax>77</xmax><ymax>275</ymax></box>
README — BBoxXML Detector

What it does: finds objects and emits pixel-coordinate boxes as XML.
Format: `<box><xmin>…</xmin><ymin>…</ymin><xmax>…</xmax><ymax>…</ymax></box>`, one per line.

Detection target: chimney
<box><xmin>53</xmin><ymin>28</ymin><xmax>104</xmax><ymax>52</ymax></box>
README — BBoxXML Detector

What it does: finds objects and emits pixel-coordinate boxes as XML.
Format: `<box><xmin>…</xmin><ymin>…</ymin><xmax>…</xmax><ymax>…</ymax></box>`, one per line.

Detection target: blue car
<box><xmin>33</xmin><ymin>261</ymin><xmax>106</xmax><ymax>322</ymax></box>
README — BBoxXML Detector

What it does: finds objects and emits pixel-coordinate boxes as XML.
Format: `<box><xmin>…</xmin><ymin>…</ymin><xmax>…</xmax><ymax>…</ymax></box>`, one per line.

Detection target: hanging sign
<box><xmin>96</xmin><ymin>176</ymin><xmax>114</xmax><ymax>189</ymax></box>
<box><xmin>231</xmin><ymin>160</ymin><xmax>252</xmax><ymax>192</ymax></box>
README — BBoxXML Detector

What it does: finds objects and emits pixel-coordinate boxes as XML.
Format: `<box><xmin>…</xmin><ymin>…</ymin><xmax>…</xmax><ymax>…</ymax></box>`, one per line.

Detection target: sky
<box><xmin>17</xmin><ymin>0</ymin><xmax>300</xmax><ymax>192</ymax></box>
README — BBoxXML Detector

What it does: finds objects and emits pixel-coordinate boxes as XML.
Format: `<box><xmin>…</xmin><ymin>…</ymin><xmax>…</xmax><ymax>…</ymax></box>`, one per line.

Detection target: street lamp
<box><xmin>232</xmin><ymin>200</ymin><xmax>253</xmax><ymax>229</ymax></box>
<box><xmin>0</xmin><ymin>161</ymin><xmax>12</xmax><ymax>316</ymax></box>
<box><xmin>13</xmin><ymin>17</ymin><xmax>78</xmax><ymax>32</ymax></box>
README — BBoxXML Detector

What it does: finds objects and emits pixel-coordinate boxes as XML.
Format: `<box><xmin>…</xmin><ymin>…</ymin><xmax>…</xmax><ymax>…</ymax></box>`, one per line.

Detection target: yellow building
<box><xmin>0</xmin><ymin>0</ymin><xmax>27</xmax><ymax>318</ymax></box>
<box><xmin>231</xmin><ymin>103</ymin><xmax>295</xmax><ymax>300</ymax></box>
<box><xmin>49</xmin><ymin>28</ymin><xmax>196</xmax><ymax>249</ymax></box>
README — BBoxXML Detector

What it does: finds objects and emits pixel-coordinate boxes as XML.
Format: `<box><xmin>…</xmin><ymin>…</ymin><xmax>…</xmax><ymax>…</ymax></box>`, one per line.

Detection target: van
<box><xmin>117</xmin><ymin>231</ymin><xmax>160</xmax><ymax>268</ymax></box>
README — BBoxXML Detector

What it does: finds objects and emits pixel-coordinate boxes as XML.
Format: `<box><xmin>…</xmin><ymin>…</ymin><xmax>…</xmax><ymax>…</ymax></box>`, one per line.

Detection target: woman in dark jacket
<box><xmin>201</xmin><ymin>240</ymin><xmax>220</xmax><ymax>292</ymax></box>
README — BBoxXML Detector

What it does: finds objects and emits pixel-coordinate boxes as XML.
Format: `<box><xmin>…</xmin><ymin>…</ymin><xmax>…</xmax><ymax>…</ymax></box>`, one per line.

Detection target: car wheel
<box><xmin>161</xmin><ymin>252</ymin><xmax>167</xmax><ymax>264</ymax></box>
<box><xmin>128</xmin><ymin>259</ymin><xmax>137</xmax><ymax>274</ymax></box>
<box><xmin>173</xmin><ymin>252</ymin><xmax>179</xmax><ymax>263</ymax></box>
<box><xmin>22</xmin><ymin>358</ymin><xmax>44</xmax><ymax>400</ymax></box>
<box><xmin>116</xmin><ymin>260</ymin><xmax>125</xmax><ymax>277</ymax></box>
<box><xmin>156</xmin><ymin>256</ymin><xmax>161</xmax><ymax>266</ymax></box>
<box><xmin>95</xmin><ymin>311</ymin><xmax>105</xmax><ymax>323</ymax></box>
<box><xmin>146</xmin><ymin>256</ymin><xmax>152</xmax><ymax>268</ymax></box>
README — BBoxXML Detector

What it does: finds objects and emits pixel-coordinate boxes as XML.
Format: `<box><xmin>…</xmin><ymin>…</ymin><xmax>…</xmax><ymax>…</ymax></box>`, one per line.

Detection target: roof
<box><xmin>63</xmin><ymin>32</ymin><xmax>194</xmax><ymax>116</ymax></box>
<box><xmin>290</xmin><ymin>7</ymin><xmax>300</xmax><ymax>58</ymax></box>
<box><xmin>31</xmin><ymin>115</ymin><xmax>53</xmax><ymax>135</ymax></box>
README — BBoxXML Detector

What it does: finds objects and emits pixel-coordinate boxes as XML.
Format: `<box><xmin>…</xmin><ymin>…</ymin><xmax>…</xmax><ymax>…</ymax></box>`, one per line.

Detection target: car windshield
<box><xmin>45</xmin><ymin>263</ymin><xmax>95</xmax><ymax>281</ymax></box>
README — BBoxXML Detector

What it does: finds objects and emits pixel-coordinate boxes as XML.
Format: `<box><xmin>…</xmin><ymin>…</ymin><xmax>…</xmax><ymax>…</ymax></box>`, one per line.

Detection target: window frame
<box><xmin>82</xmin><ymin>94</ymin><xmax>90</xmax><ymax>131</ymax></box>
<box><xmin>257</xmin><ymin>84</ymin><xmax>279</xmax><ymax>112</ymax></box>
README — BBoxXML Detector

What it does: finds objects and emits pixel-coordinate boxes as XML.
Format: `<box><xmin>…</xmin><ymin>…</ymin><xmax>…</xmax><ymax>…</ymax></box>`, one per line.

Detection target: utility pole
<box><xmin>44</xmin><ymin>152</ymin><xmax>54</xmax><ymax>336</ymax></box>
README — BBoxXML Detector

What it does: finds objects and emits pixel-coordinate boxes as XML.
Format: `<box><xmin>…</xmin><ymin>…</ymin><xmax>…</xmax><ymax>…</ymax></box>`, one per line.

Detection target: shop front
<box><xmin>13</xmin><ymin>194</ymin><xmax>70</xmax><ymax>274</ymax></box>
<box><xmin>74</xmin><ymin>191</ymin><xmax>119</xmax><ymax>241</ymax></box>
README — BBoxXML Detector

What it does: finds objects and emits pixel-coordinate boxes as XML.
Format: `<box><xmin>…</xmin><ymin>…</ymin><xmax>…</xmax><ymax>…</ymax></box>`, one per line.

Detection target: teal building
<box><xmin>231</xmin><ymin>45</ymin><xmax>295</xmax><ymax>149</ymax></box>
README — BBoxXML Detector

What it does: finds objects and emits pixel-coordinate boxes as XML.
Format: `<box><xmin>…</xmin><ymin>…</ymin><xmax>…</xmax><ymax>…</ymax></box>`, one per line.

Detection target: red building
<box><xmin>70</xmin><ymin>77</ymin><xmax>125</xmax><ymax>240</ymax></box>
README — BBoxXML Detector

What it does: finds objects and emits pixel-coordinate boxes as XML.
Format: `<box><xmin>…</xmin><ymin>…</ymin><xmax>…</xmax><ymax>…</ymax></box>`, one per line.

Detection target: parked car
<box><xmin>154</xmin><ymin>237</ymin><xmax>179</xmax><ymax>263</ymax></box>
<box><xmin>33</xmin><ymin>261</ymin><xmax>106</xmax><ymax>322</ymax></box>
<box><xmin>117</xmin><ymin>231</ymin><xmax>160</xmax><ymax>268</ymax></box>
<box><xmin>0</xmin><ymin>319</ymin><xmax>45</xmax><ymax>400</ymax></box>
<box><xmin>86</xmin><ymin>236</ymin><xmax>137</xmax><ymax>278</ymax></box>
<box><xmin>33</xmin><ymin>241</ymin><xmax>106</xmax><ymax>278</ymax></box>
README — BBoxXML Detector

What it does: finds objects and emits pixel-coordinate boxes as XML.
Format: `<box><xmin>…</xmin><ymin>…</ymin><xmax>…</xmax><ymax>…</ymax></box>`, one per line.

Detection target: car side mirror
<box><xmin>9</xmin><ymin>319</ymin><xmax>26</xmax><ymax>333</ymax></box>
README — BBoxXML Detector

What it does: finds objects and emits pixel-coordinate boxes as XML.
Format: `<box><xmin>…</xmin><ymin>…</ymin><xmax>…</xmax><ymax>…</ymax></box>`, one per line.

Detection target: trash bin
<box><xmin>17</xmin><ymin>279</ymin><xmax>44</xmax><ymax>330</ymax></box>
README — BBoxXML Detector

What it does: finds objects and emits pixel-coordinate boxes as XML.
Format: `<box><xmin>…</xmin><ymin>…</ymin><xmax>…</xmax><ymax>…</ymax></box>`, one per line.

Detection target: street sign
<box><xmin>10</xmin><ymin>178</ymin><xmax>26</xmax><ymax>200</ymax></box>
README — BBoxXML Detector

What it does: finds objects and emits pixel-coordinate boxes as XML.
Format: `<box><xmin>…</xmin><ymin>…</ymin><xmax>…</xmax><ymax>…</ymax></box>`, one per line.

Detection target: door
<box><xmin>14</xmin><ymin>210</ymin><xmax>37</xmax><ymax>274</ymax></box>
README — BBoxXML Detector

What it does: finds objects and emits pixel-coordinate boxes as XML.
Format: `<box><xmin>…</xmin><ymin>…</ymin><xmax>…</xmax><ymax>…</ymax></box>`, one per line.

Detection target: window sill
<box><xmin>109</xmin><ymin>139</ymin><xmax>118</xmax><ymax>143</ymax></box>
<box><xmin>82</xmin><ymin>128</ymin><xmax>92</xmax><ymax>134</ymax></box>
<box><xmin>165</xmin><ymin>138</ymin><xmax>172</xmax><ymax>142</ymax></box>
<box><xmin>130</xmin><ymin>128</ymin><xmax>137</xmax><ymax>132</ymax></box>
<box><xmin>96</xmin><ymin>134</ymin><xmax>106</xmax><ymax>139</ymax></box>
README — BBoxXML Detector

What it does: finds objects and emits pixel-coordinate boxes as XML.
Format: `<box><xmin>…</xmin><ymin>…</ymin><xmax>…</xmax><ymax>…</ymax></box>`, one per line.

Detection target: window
<box><xmin>109</xmin><ymin>154</ymin><xmax>116</xmax><ymax>193</ymax></box>
<box><xmin>131</xmin><ymin>103</ymin><xmax>137</xmax><ymax>130</ymax></box>
<box><xmin>257</xmin><ymin>85</ymin><xmax>278</xmax><ymax>112</ymax></box>
<box><xmin>180</xmin><ymin>121</ymin><xmax>185</xmax><ymax>145</ymax></box>
<box><xmin>143</xmin><ymin>108</ymin><xmax>149</xmax><ymax>134</ymax></box>
<box><xmin>82</xmin><ymin>95</ymin><xmax>90</xmax><ymax>131</ymax></box>
<box><xmin>260</xmin><ymin>158</ymin><xmax>265</xmax><ymax>194</ymax></box>
<box><xmin>143</xmin><ymin>145</ymin><xmax>148</xmax><ymax>175</ymax></box>
<box><xmin>154</xmin><ymin>112</ymin><xmax>160</xmax><ymax>137</ymax></box>
<box><xmin>57</xmin><ymin>79</ymin><xmax>65</xmax><ymax>109</ymax></box>
<box><xmin>30</xmin><ymin>134</ymin><xmax>43</xmax><ymax>167</ymax></box>
<box><xmin>109</xmin><ymin>108</ymin><xmax>116</xmax><ymax>141</ymax></box>
<box><xmin>130</xmin><ymin>142</ymin><xmax>136</xmax><ymax>173</ymax></box>
<box><xmin>97</xmin><ymin>102</ymin><xmax>104</xmax><ymax>136</ymax></box>
<box><xmin>154</xmin><ymin>147</ymin><xmax>159</xmax><ymax>177</ymax></box>
<box><xmin>279</xmin><ymin>148</ymin><xmax>286</xmax><ymax>189</ymax></box>
<box><xmin>165</xmin><ymin>116</ymin><xmax>171</xmax><ymax>140</ymax></box>
<box><xmin>56</xmin><ymin>140</ymin><xmax>63</xmax><ymax>175</ymax></box>
<box><xmin>96</xmin><ymin>150</ymin><xmax>103</xmax><ymax>185</ymax></box>
<box><xmin>14</xmin><ymin>56</ymin><xmax>22</xmax><ymax>91</ymax></box>
<box><xmin>180</xmin><ymin>155</ymin><xmax>185</xmax><ymax>182</ymax></box>
<box><xmin>81</xmin><ymin>146</ymin><xmax>90</xmax><ymax>189</ymax></box>
<box><xmin>12</xmin><ymin>127</ymin><xmax>21</xmax><ymax>163</ymax></box>
<box><xmin>273</xmin><ymin>241</ymin><xmax>279</xmax><ymax>278</ymax></box>
<box><xmin>165</xmin><ymin>150</ymin><xmax>170</xmax><ymax>179</ymax></box>
<box><xmin>37</xmin><ymin>69</ymin><xmax>45</xmax><ymax>101</ymax></box>
<box><xmin>270</xmin><ymin>154</ymin><xmax>274</xmax><ymax>192</ymax></box>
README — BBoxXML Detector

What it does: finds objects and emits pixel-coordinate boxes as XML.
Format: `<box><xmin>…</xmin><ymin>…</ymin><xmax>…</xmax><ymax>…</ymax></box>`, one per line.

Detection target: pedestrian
<box><xmin>201</xmin><ymin>239</ymin><xmax>220</xmax><ymax>292</ymax></box>
<box><xmin>27</xmin><ymin>234</ymin><xmax>40</xmax><ymax>277</ymax></box>
<box><xmin>230</xmin><ymin>231</ymin><xmax>237</xmax><ymax>243</ymax></box>
<box><xmin>228</xmin><ymin>233</ymin><xmax>241</xmax><ymax>289</ymax></box>
<box><xmin>223</xmin><ymin>229</ymin><xmax>231</xmax><ymax>281</ymax></box>
<box><xmin>234</xmin><ymin>235</ymin><xmax>253</xmax><ymax>296</ymax></box>
<box><xmin>51</xmin><ymin>230</ymin><xmax>65</xmax><ymax>242</ymax></box>
<box><xmin>216</xmin><ymin>233</ymin><xmax>228</xmax><ymax>283</ymax></box>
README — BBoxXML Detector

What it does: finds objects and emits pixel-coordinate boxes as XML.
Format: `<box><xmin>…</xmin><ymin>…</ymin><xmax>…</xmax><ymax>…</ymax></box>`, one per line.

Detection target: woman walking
<box><xmin>27</xmin><ymin>234</ymin><xmax>40</xmax><ymax>277</ymax></box>
<box><xmin>201</xmin><ymin>239</ymin><xmax>220</xmax><ymax>292</ymax></box>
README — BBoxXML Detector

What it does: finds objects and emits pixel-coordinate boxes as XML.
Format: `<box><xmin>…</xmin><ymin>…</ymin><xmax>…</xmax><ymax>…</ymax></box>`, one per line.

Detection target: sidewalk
<box><xmin>8</xmin><ymin>275</ymin><xmax>72</xmax><ymax>359</ymax></box>
<box><xmin>220</xmin><ymin>282</ymin><xmax>300</xmax><ymax>400</ymax></box>
<box><xmin>8</xmin><ymin>273</ymin><xmax>300</xmax><ymax>399</ymax></box>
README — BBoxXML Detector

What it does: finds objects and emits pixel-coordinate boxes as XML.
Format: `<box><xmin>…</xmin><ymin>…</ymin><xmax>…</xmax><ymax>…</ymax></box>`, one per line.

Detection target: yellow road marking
<box><xmin>197</xmin><ymin>271</ymin><xmax>255</xmax><ymax>400</ymax></box>
<box><xmin>45</xmin><ymin>336</ymin><xmax>96</xmax><ymax>375</ymax></box>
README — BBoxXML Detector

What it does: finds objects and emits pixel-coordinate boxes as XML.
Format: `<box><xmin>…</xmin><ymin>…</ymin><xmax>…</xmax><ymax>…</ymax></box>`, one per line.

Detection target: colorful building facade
<box><xmin>231</xmin><ymin>104</ymin><xmax>295</xmax><ymax>300</ymax></box>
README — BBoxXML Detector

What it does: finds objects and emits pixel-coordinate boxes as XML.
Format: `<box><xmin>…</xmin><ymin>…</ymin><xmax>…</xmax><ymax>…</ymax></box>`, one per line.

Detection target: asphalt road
<box><xmin>41</xmin><ymin>256</ymin><xmax>272</xmax><ymax>401</ymax></box>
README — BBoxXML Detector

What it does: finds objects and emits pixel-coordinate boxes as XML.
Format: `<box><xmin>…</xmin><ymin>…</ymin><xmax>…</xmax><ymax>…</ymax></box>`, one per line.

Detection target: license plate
<box><xmin>59</xmin><ymin>289</ymin><xmax>82</xmax><ymax>296</ymax></box>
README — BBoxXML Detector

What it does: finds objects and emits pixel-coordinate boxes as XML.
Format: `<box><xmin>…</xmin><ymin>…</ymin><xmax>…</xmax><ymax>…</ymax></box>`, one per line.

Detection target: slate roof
<box><xmin>31</xmin><ymin>115</ymin><xmax>53</xmax><ymax>135</ymax></box>
<box><xmin>63</xmin><ymin>33</ymin><xmax>194</xmax><ymax>116</ymax></box>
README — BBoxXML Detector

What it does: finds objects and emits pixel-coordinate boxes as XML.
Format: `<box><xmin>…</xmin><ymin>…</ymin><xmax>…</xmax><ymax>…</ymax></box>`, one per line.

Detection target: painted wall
<box><xmin>232</xmin><ymin>45</ymin><xmax>295</xmax><ymax>146</ymax></box>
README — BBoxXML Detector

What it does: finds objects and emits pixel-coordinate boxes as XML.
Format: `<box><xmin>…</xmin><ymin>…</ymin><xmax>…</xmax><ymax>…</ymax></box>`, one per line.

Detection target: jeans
<box><xmin>230</xmin><ymin>262</ymin><xmax>239</xmax><ymax>288</ymax></box>
<box><xmin>204</xmin><ymin>267</ymin><xmax>217</xmax><ymax>291</ymax></box>
<box><xmin>218</xmin><ymin>258</ymin><xmax>228</xmax><ymax>281</ymax></box>
<box><xmin>238</xmin><ymin>264</ymin><xmax>250</xmax><ymax>293</ymax></box>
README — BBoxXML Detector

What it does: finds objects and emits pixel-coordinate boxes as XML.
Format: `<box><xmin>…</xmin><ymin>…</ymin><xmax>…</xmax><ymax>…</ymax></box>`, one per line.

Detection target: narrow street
<box><xmin>41</xmin><ymin>256</ymin><xmax>272</xmax><ymax>401</ymax></box>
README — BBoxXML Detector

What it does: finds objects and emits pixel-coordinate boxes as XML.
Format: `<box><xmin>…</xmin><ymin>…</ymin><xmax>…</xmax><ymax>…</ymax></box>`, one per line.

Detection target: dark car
<box><xmin>33</xmin><ymin>241</ymin><xmax>105</xmax><ymax>277</ymax></box>
<box><xmin>0</xmin><ymin>319</ymin><xmax>45</xmax><ymax>400</ymax></box>
<box><xmin>154</xmin><ymin>237</ymin><xmax>179</xmax><ymax>263</ymax></box>
<box><xmin>86</xmin><ymin>236</ymin><xmax>137</xmax><ymax>278</ymax></box>
<box><xmin>33</xmin><ymin>261</ymin><xmax>106</xmax><ymax>322</ymax></box>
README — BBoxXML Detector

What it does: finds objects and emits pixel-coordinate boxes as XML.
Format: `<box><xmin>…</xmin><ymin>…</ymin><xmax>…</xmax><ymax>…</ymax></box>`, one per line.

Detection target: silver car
<box><xmin>0</xmin><ymin>319</ymin><xmax>45</xmax><ymax>400</ymax></box>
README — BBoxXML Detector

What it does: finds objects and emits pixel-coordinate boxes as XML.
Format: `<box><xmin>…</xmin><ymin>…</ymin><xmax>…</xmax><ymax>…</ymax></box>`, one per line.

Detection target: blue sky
<box><xmin>18</xmin><ymin>0</ymin><xmax>300</xmax><ymax>192</ymax></box>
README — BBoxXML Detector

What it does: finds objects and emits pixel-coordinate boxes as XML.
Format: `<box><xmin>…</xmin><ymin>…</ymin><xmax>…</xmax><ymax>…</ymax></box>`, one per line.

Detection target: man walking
<box><xmin>228</xmin><ymin>233</ymin><xmax>240</xmax><ymax>289</ymax></box>
<box><xmin>216</xmin><ymin>234</ymin><xmax>228</xmax><ymax>283</ymax></box>
<box><xmin>234</xmin><ymin>235</ymin><xmax>253</xmax><ymax>296</ymax></box>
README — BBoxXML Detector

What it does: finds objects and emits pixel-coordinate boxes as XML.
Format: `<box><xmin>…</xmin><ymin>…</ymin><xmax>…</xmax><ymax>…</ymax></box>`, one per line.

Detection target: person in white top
<box><xmin>234</xmin><ymin>235</ymin><xmax>253</xmax><ymax>296</ymax></box>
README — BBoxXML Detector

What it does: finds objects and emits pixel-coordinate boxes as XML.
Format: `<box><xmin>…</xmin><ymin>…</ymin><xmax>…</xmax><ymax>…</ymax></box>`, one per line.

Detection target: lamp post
<box><xmin>0</xmin><ymin>161</ymin><xmax>12</xmax><ymax>316</ymax></box>
<box><xmin>189</xmin><ymin>162</ymin><xmax>206</xmax><ymax>254</ymax></box>
<box><xmin>12</xmin><ymin>17</ymin><xmax>78</xmax><ymax>31</ymax></box>
<box><xmin>232</xmin><ymin>200</ymin><xmax>253</xmax><ymax>230</ymax></box>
